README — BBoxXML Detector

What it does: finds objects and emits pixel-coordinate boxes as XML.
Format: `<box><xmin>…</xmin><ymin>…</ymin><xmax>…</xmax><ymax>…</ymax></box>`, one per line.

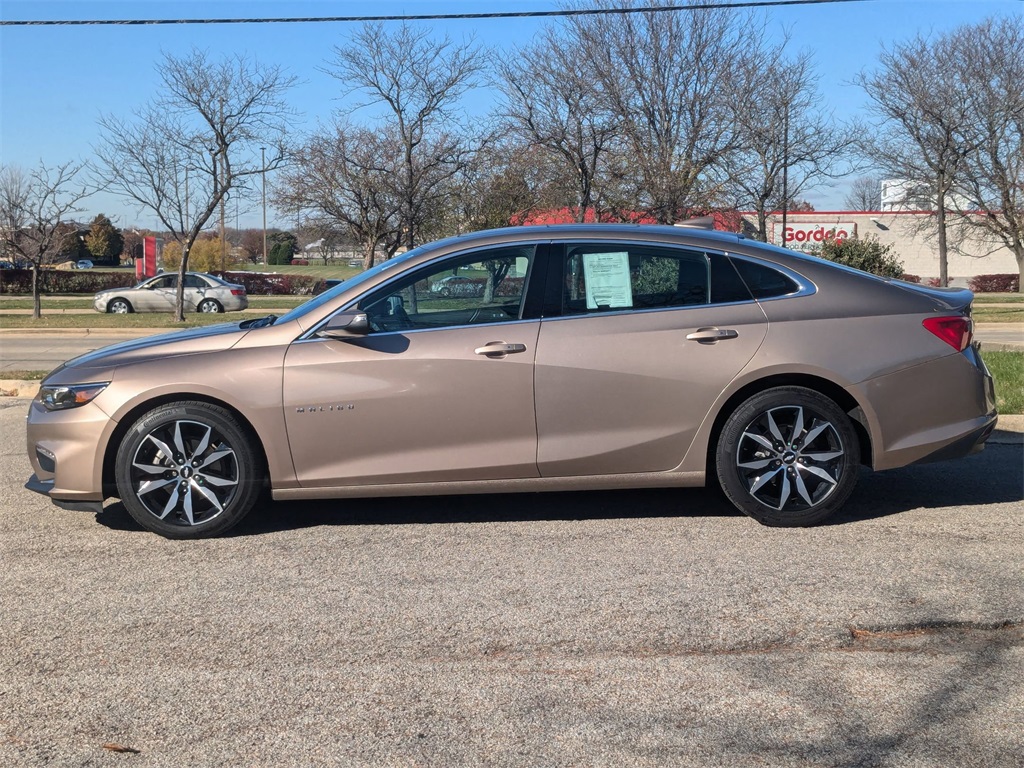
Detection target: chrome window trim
<box><xmin>550</xmin><ymin>237</ymin><xmax>816</xmax><ymax>303</ymax></box>
<box><xmin>294</xmin><ymin>316</ymin><xmax>541</xmax><ymax>344</ymax></box>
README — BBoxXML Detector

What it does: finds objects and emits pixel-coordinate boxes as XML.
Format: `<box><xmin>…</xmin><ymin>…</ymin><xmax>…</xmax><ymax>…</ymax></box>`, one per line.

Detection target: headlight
<box><xmin>38</xmin><ymin>382</ymin><xmax>110</xmax><ymax>411</ymax></box>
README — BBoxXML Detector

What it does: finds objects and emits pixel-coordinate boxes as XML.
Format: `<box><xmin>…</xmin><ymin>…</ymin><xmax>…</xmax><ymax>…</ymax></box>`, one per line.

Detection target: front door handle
<box><xmin>685</xmin><ymin>327</ymin><xmax>739</xmax><ymax>344</ymax></box>
<box><xmin>474</xmin><ymin>341</ymin><xmax>527</xmax><ymax>358</ymax></box>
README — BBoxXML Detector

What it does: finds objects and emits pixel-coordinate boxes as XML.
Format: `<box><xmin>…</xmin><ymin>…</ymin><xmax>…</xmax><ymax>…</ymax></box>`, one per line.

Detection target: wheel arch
<box><xmin>704</xmin><ymin>373</ymin><xmax>874</xmax><ymax>476</ymax></box>
<box><xmin>101</xmin><ymin>393</ymin><xmax>271</xmax><ymax>497</ymax></box>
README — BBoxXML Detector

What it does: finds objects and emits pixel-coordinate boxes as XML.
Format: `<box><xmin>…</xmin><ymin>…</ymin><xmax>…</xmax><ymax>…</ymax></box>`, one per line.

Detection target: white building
<box><xmin>745</xmin><ymin>211</ymin><xmax>1017</xmax><ymax>285</ymax></box>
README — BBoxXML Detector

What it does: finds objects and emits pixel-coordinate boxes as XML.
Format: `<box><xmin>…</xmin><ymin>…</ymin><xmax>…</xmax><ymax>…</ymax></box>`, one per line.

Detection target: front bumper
<box><xmin>26</xmin><ymin>398</ymin><xmax>115</xmax><ymax>505</ymax></box>
<box><xmin>25</xmin><ymin>474</ymin><xmax>104</xmax><ymax>514</ymax></box>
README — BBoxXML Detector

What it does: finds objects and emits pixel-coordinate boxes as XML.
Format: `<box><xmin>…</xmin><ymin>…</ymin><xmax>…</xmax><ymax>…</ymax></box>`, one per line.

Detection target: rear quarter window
<box><xmin>731</xmin><ymin>258</ymin><xmax>800</xmax><ymax>299</ymax></box>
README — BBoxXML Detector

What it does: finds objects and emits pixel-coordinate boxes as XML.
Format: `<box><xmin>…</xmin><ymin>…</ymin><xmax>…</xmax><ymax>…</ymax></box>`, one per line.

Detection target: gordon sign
<box><xmin>776</xmin><ymin>222</ymin><xmax>857</xmax><ymax>248</ymax></box>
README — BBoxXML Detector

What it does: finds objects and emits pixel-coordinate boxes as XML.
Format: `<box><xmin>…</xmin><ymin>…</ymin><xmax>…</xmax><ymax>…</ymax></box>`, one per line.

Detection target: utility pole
<box><xmin>261</xmin><ymin>146</ymin><xmax>267</xmax><ymax>266</ymax></box>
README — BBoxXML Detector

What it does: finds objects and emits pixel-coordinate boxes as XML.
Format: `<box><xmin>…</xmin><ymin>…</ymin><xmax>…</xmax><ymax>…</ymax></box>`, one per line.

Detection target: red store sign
<box><xmin>778</xmin><ymin>222</ymin><xmax>857</xmax><ymax>247</ymax></box>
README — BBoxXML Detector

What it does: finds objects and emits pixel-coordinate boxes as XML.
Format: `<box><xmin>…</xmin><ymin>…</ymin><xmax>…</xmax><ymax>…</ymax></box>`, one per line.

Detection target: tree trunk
<box><xmin>756</xmin><ymin>207</ymin><xmax>769</xmax><ymax>243</ymax></box>
<box><xmin>31</xmin><ymin>265</ymin><xmax>41</xmax><ymax>320</ymax></box>
<box><xmin>936</xmin><ymin>201</ymin><xmax>949</xmax><ymax>287</ymax></box>
<box><xmin>175</xmin><ymin>248</ymin><xmax>188</xmax><ymax>322</ymax></box>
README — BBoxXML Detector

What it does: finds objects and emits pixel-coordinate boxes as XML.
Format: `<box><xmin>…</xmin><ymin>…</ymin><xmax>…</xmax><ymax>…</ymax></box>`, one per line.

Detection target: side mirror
<box><xmin>318</xmin><ymin>310</ymin><xmax>370</xmax><ymax>339</ymax></box>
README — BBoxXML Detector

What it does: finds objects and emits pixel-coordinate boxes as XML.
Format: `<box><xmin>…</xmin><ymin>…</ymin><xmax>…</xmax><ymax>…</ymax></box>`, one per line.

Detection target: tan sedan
<box><xmin>28</xmin><ymin>224</ymin><xmax>996</xmax><ymax>538</ymax></box>
<box><xmin>93</xmin><ymin>272</ymin><xmax>248</xmax><ymax>314</ymax></box>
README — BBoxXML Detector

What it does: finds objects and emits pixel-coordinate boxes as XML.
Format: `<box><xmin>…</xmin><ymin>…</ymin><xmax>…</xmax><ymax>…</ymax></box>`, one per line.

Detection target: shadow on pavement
<box><xmin>94</xmin><ymin>443</ymin><xmax>1022</xmax><ymax>537</ymax></box>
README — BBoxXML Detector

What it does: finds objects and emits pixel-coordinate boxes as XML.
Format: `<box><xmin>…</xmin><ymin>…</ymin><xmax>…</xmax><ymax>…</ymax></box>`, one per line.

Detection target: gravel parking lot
<box><xmin>1</xmin><ymin>398</ymin><xmax>1022</xmax><ymax>767</ymax></box>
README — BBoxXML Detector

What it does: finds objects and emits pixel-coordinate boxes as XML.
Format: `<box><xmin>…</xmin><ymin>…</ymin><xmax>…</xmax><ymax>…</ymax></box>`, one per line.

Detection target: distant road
<box><xmin>1</xmin><ymin>323</ymin><xmax>1021</xmax><ymax>374</ymax></box>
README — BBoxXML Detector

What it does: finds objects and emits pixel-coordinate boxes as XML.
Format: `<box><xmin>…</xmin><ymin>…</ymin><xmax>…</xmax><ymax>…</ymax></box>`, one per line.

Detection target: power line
<box><xmin>1</xmin><ymin>0</ymin><xmax>874</xmax><ymax>27</ymax></box>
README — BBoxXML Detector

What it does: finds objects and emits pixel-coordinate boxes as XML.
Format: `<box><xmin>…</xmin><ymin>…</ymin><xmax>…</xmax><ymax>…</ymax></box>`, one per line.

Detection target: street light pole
<box><xmin>261</xmin><ymin>147</ymin><xmax>267</xmax><ymax>266</ymax></box>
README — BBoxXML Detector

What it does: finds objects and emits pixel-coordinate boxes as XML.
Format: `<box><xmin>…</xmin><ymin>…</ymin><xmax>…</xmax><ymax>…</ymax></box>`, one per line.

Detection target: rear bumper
<box><xmin>911</xmin><ymin>417</ymin><xmax>997</xmax><ymax>465</ymax></box>
<box><xmin>852</xmin><ymin>348</ymin><xmax>997</xmax><ymax>471</ymax></box>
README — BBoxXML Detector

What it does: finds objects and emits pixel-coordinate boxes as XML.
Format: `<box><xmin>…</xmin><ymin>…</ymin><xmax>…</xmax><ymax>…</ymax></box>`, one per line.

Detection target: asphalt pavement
<box><xmin>0</xmin><ymin>400</ymin><xmax>1021</xmax><ymax>767</ymax></box>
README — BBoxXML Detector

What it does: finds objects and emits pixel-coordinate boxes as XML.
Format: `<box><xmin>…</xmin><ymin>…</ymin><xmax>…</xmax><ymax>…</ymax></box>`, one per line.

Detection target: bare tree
<box><xmin>324</xmin><ymin>23</ymin><xmax>485</xmax><ymax>252</ymax></box>
<box><xmin>571</xmin><ymin>0</ymin><xmax>756</xmax><ymax>223</ymax></box>
<box><xmin>494</xmin><ymin>23</ymin><xmax>621</xmax><ymax>222</ymax></box>
<box><xmin>277</xmin><ymin>122</ymin><xmax>402</xmax><ymax>268</ymax></box>
<box><xmin>0</xmin><ymin>162</ymin><xmax>91</xmax><ymax>318</ymax></box>
<box><xmin>728</xmin><ymin>46</ymin><xmax>858</xmax><ymax>241</ymax></box>
<box><xmin>446</xmin><ymin>139</ymin><xmax>550</xmax><ymax>232</ymax></box>
<box><xmin>948</xmin><ymin>17</ymin><xmax>1024</xmax><ymax>290</ymax></box>
<box><xmin>858</xmin><ymin>34</ymin><xmax>972</xmax><ymax>286</ymax></box>
<box><xmin>95</xmin><ymin>48</ymin><xmax>296</xmax><ymax>320</ymax></box>
<box><xmin>844</xmin><ymin>176</ymin><xmax>883</xmax><ymax>211</ymax></box>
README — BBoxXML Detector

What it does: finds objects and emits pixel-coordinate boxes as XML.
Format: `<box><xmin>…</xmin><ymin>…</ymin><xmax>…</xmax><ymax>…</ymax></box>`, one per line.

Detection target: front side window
<box><xmin>148</xmin><ymin>275</ymin><xmax>177</xmax><ymax>290</ymax></box>
<box><xmin>359</xmin><ymin>245</ymin><xmax>535</xmax><ymax>333</ymax></box>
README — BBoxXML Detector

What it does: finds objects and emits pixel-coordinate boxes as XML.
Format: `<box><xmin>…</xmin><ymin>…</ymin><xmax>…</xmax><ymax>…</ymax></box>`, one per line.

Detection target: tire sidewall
<box><xmin>716</xmin><ymin>386</ymin><xmax>860</xmax><ymax>527</ymax></box>
<box><xmin>114</xmin><ymin>401</ymin><xmax>262</xmax><ymax>538</ymax></box>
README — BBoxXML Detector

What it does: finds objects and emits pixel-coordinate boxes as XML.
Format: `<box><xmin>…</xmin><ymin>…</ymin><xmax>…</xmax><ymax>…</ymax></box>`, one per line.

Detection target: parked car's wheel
<box><xmin>198</xmin><ymin>298</ymin><xmax>223</xmax><ymax>313</ymax></box>
<box><xmin>108</xmin><ymin>298</ymin><xmax>132</xmax><ymax>314</ymax></box>
<box><xmin>715</xmin><ymin>386</ymin><xmax>860</xmax><ymax>527</ymax></box>
<box><xmin>114</xmin><ymin>402</ymin><xmax>263</xmax><ymax>539</ymax></box>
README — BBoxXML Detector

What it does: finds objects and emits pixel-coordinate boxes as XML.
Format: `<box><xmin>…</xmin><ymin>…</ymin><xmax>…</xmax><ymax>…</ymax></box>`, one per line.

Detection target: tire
<box><xmin>114</xmin><ymin>402</ymin><xmax>264</xmax><ymax>539</ymax></box>
<box><xmin>198</xmin><ymin>298</ymin><xmax>222</xmax><ymax>313</ymax></box>
<box><xmin>715</xmin><ymin>386</ymin><xmax>860</xmax><ymax>527</ymax></box>
<box><xmin>108</xmin><ymin>298</ymin><xmax>132</xmax><ymax>314</ymax></box>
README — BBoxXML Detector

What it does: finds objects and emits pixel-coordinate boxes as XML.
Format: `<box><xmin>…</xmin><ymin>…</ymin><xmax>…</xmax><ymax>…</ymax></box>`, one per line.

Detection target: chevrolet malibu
<box><xmin>27</xmin><ymin>224</ymin><xmax>997</xmax><ymax>538</ymax></box>
<box><xmin>93</xmin><ymin>271</ymin><xmax>248</xmax><ymax>314</ymax></box>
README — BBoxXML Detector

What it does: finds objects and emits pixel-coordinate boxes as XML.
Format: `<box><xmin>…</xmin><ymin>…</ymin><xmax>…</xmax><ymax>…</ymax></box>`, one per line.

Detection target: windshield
<box><xmin>273</xmin><ymin>247</ymin><xmax>429</xmax><ymax>325</ymax></box>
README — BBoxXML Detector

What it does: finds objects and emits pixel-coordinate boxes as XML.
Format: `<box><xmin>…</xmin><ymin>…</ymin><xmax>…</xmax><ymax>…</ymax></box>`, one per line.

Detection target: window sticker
<box><xmin>583</xmin><ymin>251</ymin><xmax>633</xmax><ymax>310</ymax></box>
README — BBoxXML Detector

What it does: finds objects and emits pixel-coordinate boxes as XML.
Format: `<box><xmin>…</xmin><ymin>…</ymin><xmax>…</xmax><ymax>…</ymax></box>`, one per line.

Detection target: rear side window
<box><xmin>731</xmin><ymin>258</ymin><xmax>800</xmax><ymax>299</ymax></box>
<box><xmin>561</xmin><ymin>244</ymin><xmax>752</xmax><ymax>315</ymax></box>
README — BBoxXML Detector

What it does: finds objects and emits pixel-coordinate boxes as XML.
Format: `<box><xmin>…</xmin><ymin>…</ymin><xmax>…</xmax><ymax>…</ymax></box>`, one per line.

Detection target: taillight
<box><xmin>231</xmin><ymin>289</ymin><xmax>245</xmax><ymax>296</ymax></box>
<box><xmin>923</xmin><ymin>316</ymin><xmax>972</xmax><ymax>352</ymax></box>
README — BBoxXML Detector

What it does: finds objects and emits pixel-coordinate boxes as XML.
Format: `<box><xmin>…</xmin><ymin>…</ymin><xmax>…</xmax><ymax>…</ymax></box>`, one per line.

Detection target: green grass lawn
<box><xmin>974</xmin><ymin>293</ymin><xmax>1024</xmax><ymax>304</ymax></box>
<box><xmin>985</xmin><ymin>350</ymin><xmax>1024</xmax><ymax>414</ymax></box>
<box><xmin>973</xmin><ymin>306</ymin><xmax>1024</xmax><ymax>323</ymax></box>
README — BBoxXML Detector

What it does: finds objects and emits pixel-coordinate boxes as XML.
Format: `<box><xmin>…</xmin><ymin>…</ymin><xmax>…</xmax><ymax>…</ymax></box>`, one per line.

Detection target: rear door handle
<box><xmin>474</xmin><ymin>341</ymin><xmax>527</xmax><ymax>358</ymax></box>
<box><xmin>685</xmin><ymin>327</ymin><xmax>739</xmax><ymax>343</ymax></box>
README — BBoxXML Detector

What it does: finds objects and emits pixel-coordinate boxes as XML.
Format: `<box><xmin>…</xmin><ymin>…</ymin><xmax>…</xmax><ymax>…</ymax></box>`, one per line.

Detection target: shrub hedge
<box><xmin>212</xmin><ymin>271</ymin><xmax>323</xmax><ymax>296</ymax></box>
<box><xmin>968</xmin><ymin>274</ymin><xmax>1020</xmax><ymax>293</ymax></box>
<box><xmin>0</xmin><ymin>269</ymin><xmax>136</xmax><ymax>294</ymax></box>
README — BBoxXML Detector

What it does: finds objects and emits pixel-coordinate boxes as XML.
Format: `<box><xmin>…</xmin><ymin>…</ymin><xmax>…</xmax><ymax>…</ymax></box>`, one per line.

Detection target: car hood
<box><xmin>56</xmin><ymin>322</ymin><xmax>250</xmax><ymax>374</ymax></box>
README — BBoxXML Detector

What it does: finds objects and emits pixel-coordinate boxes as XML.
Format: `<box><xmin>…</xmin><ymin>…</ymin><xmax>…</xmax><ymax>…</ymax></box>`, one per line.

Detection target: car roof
<box><xmin>410</xmin><ymin>225</ymin><xmax>749</xmax><ymax>260</ymax></box>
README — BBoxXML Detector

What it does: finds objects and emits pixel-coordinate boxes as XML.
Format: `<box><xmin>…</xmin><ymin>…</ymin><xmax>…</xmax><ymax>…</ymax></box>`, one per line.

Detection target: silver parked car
<box><xmin>30</xmin><ymin>224</ymin><xmax>996</xmax><ymax>538</ymax></box>
<box><xmin>93</xmin><ymin>272</ymin><xmax>248</xmax><ymax>314</ymax></box>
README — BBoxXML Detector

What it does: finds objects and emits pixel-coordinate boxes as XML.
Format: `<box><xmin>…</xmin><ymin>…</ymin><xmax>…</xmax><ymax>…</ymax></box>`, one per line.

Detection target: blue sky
<box><xmin>2</xmin><ymin>0</ymin><xmax>1021</xmax><ymax>228</ymax></box>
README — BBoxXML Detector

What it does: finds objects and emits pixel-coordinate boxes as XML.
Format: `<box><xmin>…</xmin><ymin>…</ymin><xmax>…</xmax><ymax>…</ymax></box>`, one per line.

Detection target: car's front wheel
<box><xmin>114</xmin><ymin>402</ymin><xmax>263</xmax><ymax>538</ymax></box>
<box><xmin>198</xmin><ymin>298</ymin><xmax>222</xmax><ymax>313</ymax></box>
<box><xmin>715</xmin><ymin>386</ymin><xmax>860</xmax><ymax>527</ymax></box>
<box><xmin>108</xmin><ymin>298</ymin><xmax>132</xmax><ymax>314</ymax></box>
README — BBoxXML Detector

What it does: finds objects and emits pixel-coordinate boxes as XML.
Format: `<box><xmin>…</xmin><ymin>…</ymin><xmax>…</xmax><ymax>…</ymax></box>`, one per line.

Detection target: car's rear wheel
<box><xmin>715</xmin><ymin>386</ymin><xmax>859</xmax><ymax>527</ymax></box>
<box><xmin>114</xmin><ymin>402</ymin><xmax>263</xmax><ymax>539</ymax></box>
<box><xmin>108</xmin><ymin>298</ymin><xmax>132</xmax><ymax>314</ymax></box>
<box><xmin>198</xmin><ymin>298</ymin><xmax>222</xmax><ymax>313</ymax></box>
